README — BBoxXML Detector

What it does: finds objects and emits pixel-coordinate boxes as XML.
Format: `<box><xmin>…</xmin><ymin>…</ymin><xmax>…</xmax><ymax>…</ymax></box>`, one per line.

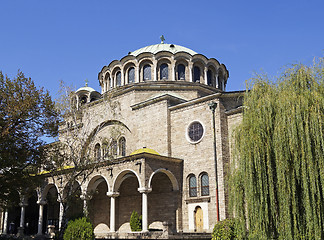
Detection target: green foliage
<box><xmin>212</xmin><ymin>219</ymin><xmax>236</xmax><ymax>240</ymax></box>
<box><xmin>0</xmin><ymin>71</ymin><xmax>59</xmax><ymax>207</ymax></box>
<box><xmin>130</xmin><ymin>210</ymin><xmax>142</xmax><ymax>231</ymax></box>
<box><xmin>230</xmin><ymin>58</ymin><xmax>324</xmax><ymax>239</ymax></box>
<box><xmin>63</xmin><ymin>217</ymin><xmax>94</xmax><ymax>240</ymax></box>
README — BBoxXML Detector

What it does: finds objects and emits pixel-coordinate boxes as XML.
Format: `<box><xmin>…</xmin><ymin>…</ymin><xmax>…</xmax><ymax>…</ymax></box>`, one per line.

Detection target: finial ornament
<box><xmin>160</xmin><ymin>35</ymin><xmax>165</xmax><ymax>44</ymax></box>
<box><xmin>85</xmin><ymin>79</ymin><xmax>88</xmax><ymax>87</ymax></box>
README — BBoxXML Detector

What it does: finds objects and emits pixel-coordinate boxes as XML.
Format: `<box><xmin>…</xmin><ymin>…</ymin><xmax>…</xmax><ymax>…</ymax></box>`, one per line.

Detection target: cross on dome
<box><xmin>160</xmin><ymin>35</ymin><xmax>165</xmax><ymax>44</ymax></box>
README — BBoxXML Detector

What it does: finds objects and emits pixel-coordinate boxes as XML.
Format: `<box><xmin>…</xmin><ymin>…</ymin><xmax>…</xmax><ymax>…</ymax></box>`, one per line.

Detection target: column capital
<box><xmin>80</xmin><ymin>194</ymin><xmax>92</xmax><ymax>201</ymax></box>
<box><xmin>107</xmin><ymin>192</ymin><xmax>120</xmax><ymax>198</ymax></box>
<box><xmin>37</xmin><ymin>200</ymin><xmax>47</xmax><ymax>205</ymax></box>
<box><xmin>138</xmin><ymin>187</ymin><xmax>152</xmax><ymax>194</ymax></box>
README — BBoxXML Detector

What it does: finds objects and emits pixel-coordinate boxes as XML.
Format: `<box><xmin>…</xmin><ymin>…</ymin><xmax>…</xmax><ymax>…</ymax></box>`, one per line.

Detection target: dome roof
<box><xmin>130</xmin><ymin>148</ymin><xmax>160</xmax><ymax>156</ymax></box>
<box><xmin>130</xmin><ymin>43</ymin><xmax>197</xmax><ymax>56</ymax></box>
<box><xmin>76</xmin><ymin>86</ymin><xmax>96</xmax><ymax>93</ymax></box>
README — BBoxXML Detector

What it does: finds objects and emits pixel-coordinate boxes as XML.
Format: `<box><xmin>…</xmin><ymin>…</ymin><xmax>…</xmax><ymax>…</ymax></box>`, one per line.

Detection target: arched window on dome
<box><xmin>207</xmin><ymin>70</ymin><xmax>212</xmax><ymax>86</ymax></box>
<box><xmin>94</xmin><ymin>143</ymin><xmax>101</xmax><ymax>161</ymax></box>
<box><xmin>143</xmin><ymin>65</ymin><xmax>151</xmax><ymax>81</ymax></box>
<box><xmin>118</xmin><ymin>137</ymin><xmax>126</xmax><ymax>156</ymax></box>
<box><xmin>116</xmin><ymin>71</ymin><xmax>121</xmax><ymax>86</ymax></box>
<box><xmin>177</xmin><ymin>64</ymin><xmax>185</xmax><ymax>80</ymax></box>
<box><xmin>194</xmin><ymin>66</ymin><xmax>201</xmax><ymax>83</ymax></box>
<box><xmin>201</xmin><ymin>173</ymin><xmax>209</xmax><ymax>196</ymax></box>
<box><xmin>160</xmin><ymin>63</ymin><xmax>168</xmax><ymax>80</ymax></box>
<box><xmin>128</xmin><ymin>67</ymin><xmax>135</xmax><ymax>84</ymax></box>
<box><xmin>189</xmin><ymin>175</ymin><xmax>197</xmax><ymax>197</ymax></box>
<box><xmin>80</xmin><ymin>95</ymin><xmax>87</xmax><ymax>105</ymax></box>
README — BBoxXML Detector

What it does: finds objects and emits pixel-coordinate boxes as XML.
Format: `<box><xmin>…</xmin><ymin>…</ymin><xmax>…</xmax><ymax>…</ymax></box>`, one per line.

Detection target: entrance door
<box><xmin>195</xmin><ymin>206</ymin><xmax>203</xmax><ymax>232</ymax></box>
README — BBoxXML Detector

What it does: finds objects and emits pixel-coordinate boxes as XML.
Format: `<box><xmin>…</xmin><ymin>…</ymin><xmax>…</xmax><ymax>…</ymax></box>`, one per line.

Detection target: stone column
<box><xmin>189</xmin><ymin>62</ymin><xmax>193</xmax><ymax>82</ymax></box>
<box><xmin>80</xmin><ymin>194</ymin><xmax>91</xmax><ymax>217</ymax></box>
<box><xmin>2</xmin><ymin>210</ymin><xmax>8</xmax><ymax>234</ymax></box>
<box><xmin>171</xmin><ymin>59</ymin><xmax>175</xmax><ymax>81</ymax></box>
<box><xmin>204</xmin><ymin>67</ymin><xmax>208</xmax><ymax>85</ymax></box>
<box><xmin>18</xmin><ymin>197</ymin><xmax>28</xmax><ymax>236</ymax></box>
<box><xmin>138</xmin><ymin>188</ymin><xmax>152</xmax><ymax>232</ymax></box>
<box><xmin>58</xmin><ymin>200</ymin><xmax>64</xmax><ymax>231</ymax></box>
<box><xmin>107</xmin><ymin>192</ymin><xmax>119</xmax><ymax>232</ymax></box>
<box><xmin>153</xmin><ymin>59</ymin><xmax>157</xmax><ymax>81</ymax></box>
<box><xmin>37</xmin><ymin>201</ymin><xmax>46</xmax><ymax>235</ymax></box>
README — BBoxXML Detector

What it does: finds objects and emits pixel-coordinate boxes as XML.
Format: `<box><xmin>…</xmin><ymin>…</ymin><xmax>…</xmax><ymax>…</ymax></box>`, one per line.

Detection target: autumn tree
<box><xmin>42</xmin><ymin>82</ymin><xmax>122</xmax><ymax>237</ymax></box>
<box><xmin>0</xmin><ymin>71</ymin><xmax>59</xmax><ymax>207</ymax></box>
<box><xmin>230</xmin><ymin>58</ymin><xmax>324</xmax><ymax>239</ymax></box>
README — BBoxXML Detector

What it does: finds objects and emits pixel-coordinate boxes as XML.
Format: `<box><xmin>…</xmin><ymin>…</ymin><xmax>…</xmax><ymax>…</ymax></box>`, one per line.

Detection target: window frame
<box><xmin>186</xmin><ymin>121</ymin><xmax>205</xmax><ymax>144</ymax></box>
<box><xmin>189</xmin><ymin>175</ymin><xmax>197</xmax><ymax>197</ymax></box>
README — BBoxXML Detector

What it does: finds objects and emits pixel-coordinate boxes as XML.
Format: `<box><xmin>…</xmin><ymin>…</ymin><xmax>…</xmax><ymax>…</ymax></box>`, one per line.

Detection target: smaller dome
<box><xmin>130</xmin><ymin>148</ymin><xmax>160</xmax><ymax>156</ymax></box>
<box><xmin>76</xmin><ymin>86</ymin><xmax>96</xmax><ymax>93</ymax></box>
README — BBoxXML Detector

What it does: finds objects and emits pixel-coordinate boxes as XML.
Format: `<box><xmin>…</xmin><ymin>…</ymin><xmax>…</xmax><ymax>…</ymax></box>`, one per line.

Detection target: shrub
<box><xmin>63</xmin><ymin>217</ymin><xmax>94</xmax><ymax>240</ymax></box>
<box><xmin>212</xmin><ymin>219</ymin><xmax>236</xmax><ymax>240</ymax></box>
<box><xmin>130</xmin><ymin>210</ymin><xmax>142</xmax><ymax>231</ymax></box>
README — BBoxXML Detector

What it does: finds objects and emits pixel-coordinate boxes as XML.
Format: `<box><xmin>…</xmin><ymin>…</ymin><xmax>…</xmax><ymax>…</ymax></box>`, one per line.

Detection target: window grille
<box><xmin>143</xmin><ymin>65</ymin><xmax>151</xmax><ymax>81</ymax></box>
<box><xmin>177</xmin><ymin>64</ymin><xmax>185</xmax><ymax>80</ymax></box>
<box><xmin>160</xmin><ymin>63</ymin><xmax>168</xmax><ymax>79</ymax></box>
<box><xmin>201</xmin><ymin>174</ymin><xmax>209</xmax><ymax>196</ymax></box>
<box><xmin>189</xmin><ymin>175</ymin><xmax>197</xmax><ymax>197</ymax></box>
<box><xmin>128</xmin><ymin>67</ymin><xmax>135</xmax><ymax>83</ymax></box>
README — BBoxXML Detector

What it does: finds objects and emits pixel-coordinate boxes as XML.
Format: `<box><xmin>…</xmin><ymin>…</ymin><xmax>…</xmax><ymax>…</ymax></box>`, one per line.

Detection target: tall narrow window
<box><xmin>118</xmin><ymin>137</ymin><xmax>126</xmax><ymax>156</ymax></box>
<box><xmin>194</xmin><ymin>66</ymin><xmax>200</xmax><ymax>82</ymax></box>
<box><xmin>116</xmin><ymin>71</ymin><xmax>121</xmax><ymax>86</ymax></box>
<box><xmin>110</xmin><ymin>140</ymin><xmax>117</xmax><ymax>156</ymax></box>
<box><xmin>128</xmin><ymin>67</ymin><xmax>135</xmax><ymax>83</ymax></box>
<box><xmin>160</xmin><ymin>63</ymin><xmax>168</xmax><ymax>80</ymax></box>
<box><xmin>143</xmin><ymin>65</ymin><xmax>151</xmax><ymax>81</ymax></box>
<box><xmin>94</xmin><ymin>144</ymin><xmax>101</xmax><ymax>161</ymax></box>
<box><xmin>177</xmin><ymin>64</ymin><xmax>185</xmax><ymax>80</ymax></box>
<box><xmin>201</xmin><ymin>173</ymin><xmax>209</xmax><ymax>196</ymax></box>
<box><xmin>189</xmin><ymin>175</ymin><xmax>197</xmax><ymax>197</ymax></box>
<box><xmin>207</xmin><ymin>70</ymin><xmax>212</xmax><ymax>86</ymax></box>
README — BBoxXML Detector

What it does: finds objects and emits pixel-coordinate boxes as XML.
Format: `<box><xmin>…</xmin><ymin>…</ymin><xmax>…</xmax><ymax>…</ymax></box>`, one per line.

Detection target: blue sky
<box><xmin>1</xmin><ymin>0</ymin><xmax>323</xmax><ymax>97</ymax></box>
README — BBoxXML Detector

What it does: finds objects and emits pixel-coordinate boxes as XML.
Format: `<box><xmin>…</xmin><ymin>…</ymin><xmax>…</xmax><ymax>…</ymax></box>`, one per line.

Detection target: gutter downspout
<box><xmin>208</xmin><ymin>101</ymin><xmax>220</xmax><ymax>222</ymax></box>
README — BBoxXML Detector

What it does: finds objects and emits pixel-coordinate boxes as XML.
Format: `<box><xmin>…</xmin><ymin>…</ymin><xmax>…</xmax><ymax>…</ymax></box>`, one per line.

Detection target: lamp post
<box><xmin>208</xmin><ymin>101</ymin><xmax>220</xmax><ymax>222</ymax></box>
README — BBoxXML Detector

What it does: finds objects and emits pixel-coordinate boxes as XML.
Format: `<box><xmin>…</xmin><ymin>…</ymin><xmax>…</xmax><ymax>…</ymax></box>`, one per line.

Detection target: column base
<box><xmin>17</xmin><ymin>227</ymin><xmax>24</xmax><ymax>237</ymax></box>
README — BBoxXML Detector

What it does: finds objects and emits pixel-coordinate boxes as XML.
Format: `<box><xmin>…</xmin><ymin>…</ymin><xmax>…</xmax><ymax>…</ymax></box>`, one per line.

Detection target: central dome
<box><xmin>130</xmin><ymin>43</ymin><xmax>197</xmax><ymax>56</ymax></box>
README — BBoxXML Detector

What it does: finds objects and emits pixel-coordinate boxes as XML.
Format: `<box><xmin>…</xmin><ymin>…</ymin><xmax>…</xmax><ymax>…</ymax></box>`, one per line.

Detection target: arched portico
<box><xmin>112</xmin><ymin>169</ymin><xmax>142</xmax><ymax>232</ymax></box>
<box><xmin>87</xmin><ymin>175</ymin><xmax>110</xmax><ymax>237</ymax></box>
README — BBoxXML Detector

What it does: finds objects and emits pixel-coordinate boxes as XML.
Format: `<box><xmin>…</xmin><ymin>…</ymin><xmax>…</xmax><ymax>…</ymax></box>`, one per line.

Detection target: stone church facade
<box><xmin>0</xmin><ymin>41</ymin><xmax>243</xmax><ymax>239</ymax></box>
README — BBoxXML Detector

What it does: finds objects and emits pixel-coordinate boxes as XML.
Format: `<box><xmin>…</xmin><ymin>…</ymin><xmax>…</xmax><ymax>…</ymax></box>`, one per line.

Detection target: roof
<box><xmin>76</xmin><ymin>86</ymin><xmax>96</xmax><ymax>93</ymax></box>
<box><xmin>130</xmin><ymin>148</ymin><xmax>160</xmax><ymax>156</ymax></box>
<box><xmin>130</xmin><ymin>43</ymin><xmax>197</xmax><ymax>56</ymax></box>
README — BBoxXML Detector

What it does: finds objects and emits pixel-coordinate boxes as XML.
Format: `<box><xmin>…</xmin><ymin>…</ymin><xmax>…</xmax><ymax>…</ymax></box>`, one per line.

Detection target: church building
<box><xmin>0</xmin><ymin>38</ymin><xmax>243</xmax><ymax>239</ymax></box>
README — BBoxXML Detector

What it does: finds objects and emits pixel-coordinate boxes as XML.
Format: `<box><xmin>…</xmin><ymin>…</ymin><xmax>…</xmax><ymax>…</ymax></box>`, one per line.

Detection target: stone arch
<box><xmin>41</xmin><ymin>183</ymin><xmax>59</xmax><ymax>202</ymax></box>
<box><xmin>148</xmin><ymin>168</ymin><xmax>179</xmax><ymax>191</ymax></box>
<box><xmin>147</xmin><ymin>169</ymin><xmax>178</xmax><ymax>232</ymax></box>
<box><xmin>112</xmin><ymin>169</ymin><xmax>142</xmax><ymax>192</ymax></box>
<box><xmin>114</xmin><ymin>169</ymin><xmax>142</xmax><ymax>232</ymax></box>
<box><xmin>87</xmin><ymin>175</ymin><xmax>110</xmax><ymax>237</ymax></box>
<box><xmin>86</xmin><ymin>175</ymin><xmax>110</xmax><ymax>195</ymax></box>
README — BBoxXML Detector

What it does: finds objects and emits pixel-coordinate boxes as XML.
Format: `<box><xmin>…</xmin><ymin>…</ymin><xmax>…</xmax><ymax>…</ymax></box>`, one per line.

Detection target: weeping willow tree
<box><xmin>230</xmin><ymin>58</ymin><xmax>324</xmax><ymax>239</ymax></box>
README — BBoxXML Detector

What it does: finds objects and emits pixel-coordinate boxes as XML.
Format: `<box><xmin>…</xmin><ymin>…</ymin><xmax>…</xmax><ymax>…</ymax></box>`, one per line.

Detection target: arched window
<box><xmin>110</xmin><ymin>140</ymin><xmax>117</xmax><ymax>156</ymax></box>
<box><xmin>207</xmin><ymin>70</ymin><xmax>212</xmax><ymax>86</ymax></box>
<box><xmin>189</xmin><ymin>175</ymin><xmax>197</xmax><ymax>197</ymax></box>
<box><xmin>116</xmin><ymin>71</ymin><xmax>121</xmax><ymax>86</ymax></box>
<box><xmin>118</xmin><ymin>137</ymin><xmax>126</xmax><ymax>156</ymax></box>
<box><xmin>177</xmin><ymin>64</ymin><xmax>185</xmax><ymax>80</ymax></box>
<box><xmin>94</xmin><ymin>144</ymin><xmax>101</xmax><ymax>161</ymax></box>
<box><xmin>201</xmin><ymin>173</ymin><xmax>209</xmax><ymax>196</ymax></box>
<box><xmin>194</xmin><ymin>66</ymin><xmax>200</xmax><ymax>82</ymax></box>
<box><xmin>128</xmin><ymin>67</ymin><xmax>135</xmax><ymax>83</ymax></box>
<box><xmin>143</xmin><ymin>65</ymin><xmax>151</xmax><ymax>81</ymax></box>
<box><xmin>160</xmin><ymin>63</ymin><xmax>168</xmax><ymax>80</ymax></box>
<box><xmin>80</xmin><ymin>95</ymin><xmax>87</xmax><ymax>105</ymax></box>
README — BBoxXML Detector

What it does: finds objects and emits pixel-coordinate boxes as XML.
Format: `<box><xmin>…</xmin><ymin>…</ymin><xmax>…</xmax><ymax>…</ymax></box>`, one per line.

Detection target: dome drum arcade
<box><xmin>98</xmin><ymin>37</ymin><xmax>228</xmax><ymax>93</ymax></box>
